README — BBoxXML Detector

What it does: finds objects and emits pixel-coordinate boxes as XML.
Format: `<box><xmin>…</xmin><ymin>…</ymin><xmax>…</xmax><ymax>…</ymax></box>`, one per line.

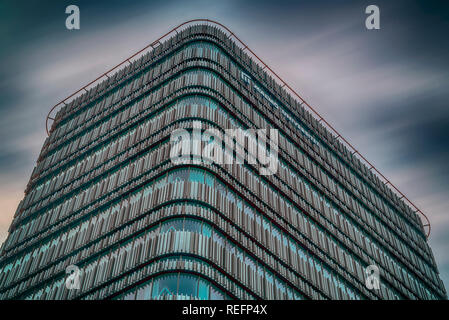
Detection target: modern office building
<box><xmin>0</xmin><ymin>23</ymin><xmax>446</xmax><ymax>300</ymax></box>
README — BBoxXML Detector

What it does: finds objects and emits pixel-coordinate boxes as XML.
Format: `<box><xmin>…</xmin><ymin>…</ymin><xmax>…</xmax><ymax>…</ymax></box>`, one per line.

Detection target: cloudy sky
<box><xmin>0</xmin><ymin>0</ymin><xmax>448</xmax><ymax>293</ymax></box>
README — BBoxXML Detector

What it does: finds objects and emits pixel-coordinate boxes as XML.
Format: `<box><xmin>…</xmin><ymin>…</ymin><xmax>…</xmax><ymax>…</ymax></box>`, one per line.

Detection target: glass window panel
<box><xmin>210</xmin><ymin>286</ymin><xmax>225</xmax><ymax>300</ymax></box>
<box><xmin>198</xmin><ymin>278</ymin><xmax>210</xmax><ymax>299</ymax></box>
<box><xmin>160</xmin><ymin>219</ymin><xmax>184</xmax><ymax>232</ymax></box>
<box><xmin>153</xmin><ymin>273</ymin><xmax>177</xmax><ymax>299</ymax></box>
<box><xmin>178</xmin><ymin>274</ymin><xmax>198</xmax><ymax>297</ymax></box>
<box><xmin>189</xmin><ymin>169</ymin><xmax>204</xmax><ymax>183</ymax></box>
<box><xmin>184</xmin><ymin>219</ymin><xmax>203</xmax><ymax>233</ymax></box>
<box><xmin>202</xmin><ymin>223</ymin><xmax>212</xmax><ymax>237</ymax></box>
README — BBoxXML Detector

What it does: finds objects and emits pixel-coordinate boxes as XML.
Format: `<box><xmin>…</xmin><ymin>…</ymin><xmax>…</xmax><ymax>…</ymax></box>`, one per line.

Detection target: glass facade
<box><xmin>0</xmin><ymin>24</ymin><xmax>446</xmax><ymax>300</ymax></box>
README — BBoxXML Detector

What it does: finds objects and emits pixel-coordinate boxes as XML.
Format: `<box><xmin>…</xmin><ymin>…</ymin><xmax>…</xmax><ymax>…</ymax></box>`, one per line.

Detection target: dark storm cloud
<box><xmin>0</xmin><ymin>0</ymin><xmax>448</xmax><ymax>292</ymax></box>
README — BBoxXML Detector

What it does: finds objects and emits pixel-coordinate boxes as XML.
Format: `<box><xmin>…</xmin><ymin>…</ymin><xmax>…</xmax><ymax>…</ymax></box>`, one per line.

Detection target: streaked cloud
<box><xmin>0</xmin><ymin>0</ymin><xmax>448</xmax><ymax>292</ymax></box>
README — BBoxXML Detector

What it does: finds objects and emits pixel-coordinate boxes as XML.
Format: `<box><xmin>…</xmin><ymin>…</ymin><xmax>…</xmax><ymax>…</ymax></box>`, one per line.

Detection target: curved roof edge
<box><xmin>43</xmin><ymin>19</ymin><xmax>432</xmax><ymax>239</ymax></box>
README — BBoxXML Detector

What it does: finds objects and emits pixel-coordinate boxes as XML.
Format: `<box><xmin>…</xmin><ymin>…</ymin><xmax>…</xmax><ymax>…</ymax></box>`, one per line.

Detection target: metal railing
<box><xmin>45</xmin><ymin>19</ymin><xmax>431</xmax><ymax>238</ymax></box>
